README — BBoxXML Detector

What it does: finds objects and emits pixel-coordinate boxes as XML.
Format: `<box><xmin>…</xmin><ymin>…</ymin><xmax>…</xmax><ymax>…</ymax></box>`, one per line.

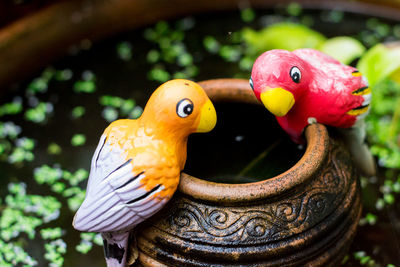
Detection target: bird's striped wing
<box><xmin>346</xmin><ymin>70</ymin><xmax>371</xmax><ymax>121</ymax></box>
<box><xmin>73</xmin><ymin>134</ymin><xmax>173</xmax><ymax>233</ymax></box>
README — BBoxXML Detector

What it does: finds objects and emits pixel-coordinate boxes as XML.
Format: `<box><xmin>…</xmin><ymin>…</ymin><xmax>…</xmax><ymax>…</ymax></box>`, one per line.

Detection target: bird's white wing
<box><xmin>73</xmin><ymin>134</ymin><xmax>169</xmax><ymax>233</ymax></box>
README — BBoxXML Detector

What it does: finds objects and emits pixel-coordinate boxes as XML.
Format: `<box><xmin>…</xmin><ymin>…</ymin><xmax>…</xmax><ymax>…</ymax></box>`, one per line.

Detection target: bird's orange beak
<box><xmin>196</xmin><ymin>99</ymin><xmax>217</xmax><ymax>133</ymax></box>
<box><xmin>260</xmin><ymin>87</ymin><xmax>295</xmax><ymax>117</ymax></box>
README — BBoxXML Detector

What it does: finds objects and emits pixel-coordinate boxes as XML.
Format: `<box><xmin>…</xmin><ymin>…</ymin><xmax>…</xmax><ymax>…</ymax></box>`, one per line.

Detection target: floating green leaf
<box><xmin>117</xmin><ymin>41</ymin><xmax>133</xmax><ymax>61</ymax></box>
<box><xmin>0</xmin><ymin>122</ymin><xmax>21</xmax><ymax>139</ymax></box>
<box><xmin>47</xmin><ymin>142</ymin><xmax>62</xmax><ymax>155</ymax></box>
<box><xmin>0</xmin><ymin>240</ymin><xmax>38</xmax><ymax>266</ymax></box>
<box><xmin>100</xmin><ymin>95</ymin><xmax>124</xmax><ymax>108</ymax></box>
<box><xmin>24</xmin><ymin>102</ymin><xmax>53</xmax><ymax>123</ymax></box>
<box><xmin>44</xmin><ymin>239</ymin><xmax>67</xmax><ymax>267</ymax></box>
<box><xmin>40</xmin><ymin>228</ymin><xmax>64</xmax><ymax>240</ymax></box>
<box><xmin>203</xmin><ymin>36</ymin><xmax>220</xmax><ymax>54</ymax></box>
<box><xmin>219</xmin><ymin>45</ymin><xmax>242</xmax><ymax>62</ymax></box>
<box><xmin>286</xmin><ymin>2</ymin><xmax>302</xmax><ymax>17</ymax></box>
<box><xmin>318</xmin><ymin>36</ymin><xmax>366</xmax><ymax>64</ymax></box>
<box><xmin>148</xmin><ymin>67</ymin><xmax>171</xmax><ymax>82</ymax></box>
<box><xmin>71</xmin><ymin>134</ymin><xmax>86</xmax><ymax>146</ymax></box>
<box><xmin>357</xmin><ymin>43</ymin><xmax>400</xmax><ymax>87</ymax></box>
<box><xmin>120</xmin><ymin>99</ymin><xmax>136</xmax><ymax>116</ymax></box>
<box><xmin>34</xmin><ymin>165</ymin><xmax>63</xmax><ymax>184</ymax></box>
<box><xmin>74</xmin><ymin>80</ymin><xmax>96</xmax><ymax>93</ymax></box>
<box><xmin>102</xmin><ymin>107</ymin><xmax>119</xmax><ymax>122</ymax></box>
<box><xmin>242</xmin><ymin>22</ymin><xmax>327</xmax><ymax>54</ymax></box>
<box><xmin>16</xmin><ymin>137</ymin><xmax>35</xmax><ymax>151</ymax></box>
<box><xmin>129</xmin><ymin>106</ymin><xmax>143</xmax><ymax>119</ymax></box>
<box><xmin>241</xmin><ymin>8</ymin><xmax>255</xmax><ymax>22</ymax></box>
<box><xmin>0</xmin><ymin>98</ymin><xmax>23</xmax><ymax>117</ymax></box>
<box><xmin>147</xmin><ymin>49</ymin><xmax>160</xmax><ymax>63</ymax></box>
<box><xmin>76</xmin><ymin>233</ymin><xmax>103</xmax><ymax>254</ymax></box>
<box><xmin>72</xmin><ymin>106</ymin><xmax>85</xmax><ymax>119</ymax></box>
<box><xmin>55</xmin><ymin>69</ymin><xmax>73</xmax><ymax>81</ymax></box>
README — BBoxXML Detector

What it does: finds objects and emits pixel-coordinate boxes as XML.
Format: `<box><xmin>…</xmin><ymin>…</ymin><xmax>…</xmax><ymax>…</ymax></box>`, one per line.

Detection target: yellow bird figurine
<box><xmin>73</xmin><ymin>79</ymin><xmax>217</xmax><ymax>267</ymax></box>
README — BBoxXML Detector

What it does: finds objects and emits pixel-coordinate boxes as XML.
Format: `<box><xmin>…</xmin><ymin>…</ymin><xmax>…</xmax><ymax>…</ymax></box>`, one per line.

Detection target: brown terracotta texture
<box><xmin>132</xmin><ymin>79</ymin><xmax>362</xmax><ymax>267</ymax></box>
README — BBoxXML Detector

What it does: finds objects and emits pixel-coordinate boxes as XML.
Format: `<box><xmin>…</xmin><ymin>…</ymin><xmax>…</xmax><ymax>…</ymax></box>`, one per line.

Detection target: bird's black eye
<box><xmin>176</xmin><ymin>98</ymin><xmax>194</xmax><ymax>118</ymax></box>
<box><xmin>290</xmin><ymin>66</ymin><xmax>301</xmax><ymax>84</ymax></box>
<box><xmin>249</xmin><ymin>77</ymin><xmax>254</xmax><ymax>90</ymax></box>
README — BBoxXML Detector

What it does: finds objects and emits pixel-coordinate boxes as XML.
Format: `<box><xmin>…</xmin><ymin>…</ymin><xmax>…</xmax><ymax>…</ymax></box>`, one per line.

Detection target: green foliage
<box><xmin>34</xmin><ymin>165</ymin><xmax>88</xmax><ymax>213</ymax></box>
<box><xmin>144</xmin><ymin>19</ymin><xmax>198</xmax><ymax>82</ymax></box>
<box><xmin>76</xmin><ymin>233</ymin><xmax>102</xmax><ymax>254</ymax></box>
<box><xmin>242</xmin><ymin>22</ymin><xmax>327</xmax><ymax>54</ymax></box>
<box><xmin>357</xmin><ymin>43</ymin><xmax>400</xmax><ymax>87</ymax></box>
<box><xmin>354</xmin><ymin>251</ymin><xmax>376</xmax><ymax>266</ymax></box>
<box><xmin>0</xmin><ymin>98</ymin><xmax>23</xmax><ymax>117</ymax></box>
<box><xmin>55</xmin><ymin>69</ymin><xmax>73</xmax><ymax>81</ymax></box>
<box><xmin>71</xmin><ymin>134</ymin><xmax>86</xmax><ymax>146</ymax></box>
<box><xmin>286</xmin><ymin>2</ymin><xmax>302</xmax><ymax>17</ymax></box>
<box><xmin>0</xmin><ymin>182</ymin><xmax>61</xmax><ymax>267</ymax></box>
<box><xmin>203</xmin><ymin>36</ymin><xmax>221</xmax><ymax>54</ymax></box>
<box><xmin>117</xmin><ymin>41</ymin><xmax>133</xmax><ymax>61</ymax></box>
<box><xmin>41</xmin><ymin>228</ymin><xmax>64</xmax><ymax>240</ymax></box>
<box><xmin>241</xmin><ymin>8</ymin><xmax>255</xmax><ymax>22</ymax></box>
<box><xmin>44</xmin><ymin>239</ymin><xmax>67</xmax><ymax>267</ymax></box>
<box><xmin>148</xmin><ymin>66</ymin><xmax>171</xmax><ymax>83</ymax></box>
<box><xmin>27</xmin><ymin>68</ymin><xmax>55</xmax><ymax>95</ymax></box>
<box><xmin>100</xmin><ymin>95</ymin><xmax>142</xmax><ymax>122</ymax></box>
<box><xmin>366</xmin><ymin>80</ymin><xmax>400</xmax><ymax>170</ymax></box>
<box><xmin>71</xmin><ymin>106</ymin><xmax>85</xmax><ymax>119</ymax></box>
<box><xmin>24</xmin><ymin>102</ymin><xmax>53</xmax><ymax>123</ymax></box>
<box><xmin>0</xmin><ymin>240</ymin><xmax>38</xmax><ymax>266</ymax></box>
<box><xmin>0</xmin><ymin>123</ymin><xmax>35</xmax><ymax>164</ymax></box>
<box><xmin>74</xmin><ymin>71</ymin><xmax>97</xmax><ymax>93</ymax></box>
<box><xmin>74</xmin><ymin>81</ymin><xmax>96</xmax><ymax>93</ymax></box>
<box><xmin>359</xmin><ymin>213</ymin><xmax>377</xmax><ymax>226</ymax></box>
<box><xmin>318</xmin><ymin>36</ymin><xmax>366</xmax><ymax>65</ymax></box>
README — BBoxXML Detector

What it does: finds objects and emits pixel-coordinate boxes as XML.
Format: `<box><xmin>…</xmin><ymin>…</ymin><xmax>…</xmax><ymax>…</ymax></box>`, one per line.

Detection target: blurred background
<box><xmin>0</xmin><ymin>0</ymin><xmax>400</xmax><ymax>266</ymax></box>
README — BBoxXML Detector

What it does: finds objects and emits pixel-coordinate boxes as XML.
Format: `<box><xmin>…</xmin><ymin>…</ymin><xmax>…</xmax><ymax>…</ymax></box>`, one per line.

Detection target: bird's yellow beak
<box><xmin>196</xmin><ymin>99</ymin><xmax>217</xmax><ymax>133</ymax></box>
<box><xmin>260</xmin><ymin>87</ymin><xmax>295</xmax><ymax>117</ymax></box>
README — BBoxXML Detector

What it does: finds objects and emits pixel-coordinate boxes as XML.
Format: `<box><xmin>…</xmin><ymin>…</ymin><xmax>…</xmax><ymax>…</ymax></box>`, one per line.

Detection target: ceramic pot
<box><xmin>133</xmin><ymin>79</ymin><xmax>361</xmax><ymax>267</ymax></box>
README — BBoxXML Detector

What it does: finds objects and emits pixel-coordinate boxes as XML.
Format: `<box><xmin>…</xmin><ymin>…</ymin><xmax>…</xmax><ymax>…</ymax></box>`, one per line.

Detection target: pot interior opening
<box><xmin>184</xmin><ymin>102</ymin><xmax>303</xmax><ymax>184</ymax></box>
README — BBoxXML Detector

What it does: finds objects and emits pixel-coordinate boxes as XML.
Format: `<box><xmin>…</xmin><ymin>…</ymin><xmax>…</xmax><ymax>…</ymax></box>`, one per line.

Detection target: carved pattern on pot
<box><xmin>153</xmin><ymin>140</ymin><xmax>351</xmax><ymax>245</ymax></box>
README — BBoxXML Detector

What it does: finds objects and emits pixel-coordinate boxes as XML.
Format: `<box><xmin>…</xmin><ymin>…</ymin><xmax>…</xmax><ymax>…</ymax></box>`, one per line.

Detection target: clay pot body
<box><xmin>134</xmin><ymin>79</ymin><xmax>361</xmax><ymax>267</ymax></box>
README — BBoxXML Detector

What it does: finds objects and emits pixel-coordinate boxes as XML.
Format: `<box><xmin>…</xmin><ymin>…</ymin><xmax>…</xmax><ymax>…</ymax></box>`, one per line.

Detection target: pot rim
<box><xmin>179</xmin><ymin>78</ymin><xmax>330</xmax><ymax>203</ymax></box>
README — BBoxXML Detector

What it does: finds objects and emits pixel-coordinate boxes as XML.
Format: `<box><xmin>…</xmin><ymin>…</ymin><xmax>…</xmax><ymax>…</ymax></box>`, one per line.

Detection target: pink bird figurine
<box><xmin>250</xmin><ymin>48</ymin><xmax>375</xmax><ymax>176</ymax></box>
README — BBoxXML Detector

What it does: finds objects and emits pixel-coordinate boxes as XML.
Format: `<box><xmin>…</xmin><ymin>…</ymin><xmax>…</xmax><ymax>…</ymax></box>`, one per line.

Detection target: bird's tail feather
<box><xmin>338</xmin><ymin>121</ymin><xmax>376</xmax><ymax>177</ymax></box>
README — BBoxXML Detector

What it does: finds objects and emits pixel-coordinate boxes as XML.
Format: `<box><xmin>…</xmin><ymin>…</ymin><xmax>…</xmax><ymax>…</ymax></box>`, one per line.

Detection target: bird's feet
<box><xmin>307</xmin><ymin>117</ymin><xmax>317</xmax><ymax>125</ymax></box>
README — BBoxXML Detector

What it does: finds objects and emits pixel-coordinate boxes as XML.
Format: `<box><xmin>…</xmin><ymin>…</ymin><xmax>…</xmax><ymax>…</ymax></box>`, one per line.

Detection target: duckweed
<box><xmin>240</xmin><ymin>8</ymin><xmax>256</xmax><ymax>22</ymax></box>
<box><xmin>76</xmin><ymin>233</ymin><xmax>102</xmax><ymax>254</ymax></box>
<box><xmin>44</xmin><ymin>239</ymin><xmax>67</xmax><ymax>267</ymax></box>
<box><xmin>41</xmin><ymin>228</ymin><xmax>65</xmax><ymax>240</ymax></box>
<box><xmin>148</xmin><ymin>67</ymin><xmax>171</xmax><ymax>82</ymax></box>
<box><xmin>203</xmin><ymin>36</ymin><xmax>220</xmax><ymax>54</ymax></box>
<box><xmin>117</xmin><ymin>41</ymin><xmax>133</xmax><ymax>61</ymax></box>
<box><xmin>71</xmin><ymin>106</ymin><xmax>85</xmax><ymax>119</ymax></box>
<box><xmin>102</xmin><ymin>106</ymin><xmax>118</xmax><ymax>122</ymax></box>
<box><xmin>0</xmin><ymin>98</ymin><xmax>23</xmax><ymax>117</ymax></box>
<box><xmin>286</xmin><ymin>2</ymin><xmax>302</xmax><ymax>17</ymax></box>
<box><xmin>71</xmin><ymin>134</ymin><xmax>86</xmax><ymax>146</ymax></box>
<box><xmin>24</xmin><ymin>102</ymin><xmax>53</xmax><ymax>123</ymax></box>
<box><xmin>55</xmin><ymin>69</ymin><xmax>73</xmax><ymax>81</ymax></box>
